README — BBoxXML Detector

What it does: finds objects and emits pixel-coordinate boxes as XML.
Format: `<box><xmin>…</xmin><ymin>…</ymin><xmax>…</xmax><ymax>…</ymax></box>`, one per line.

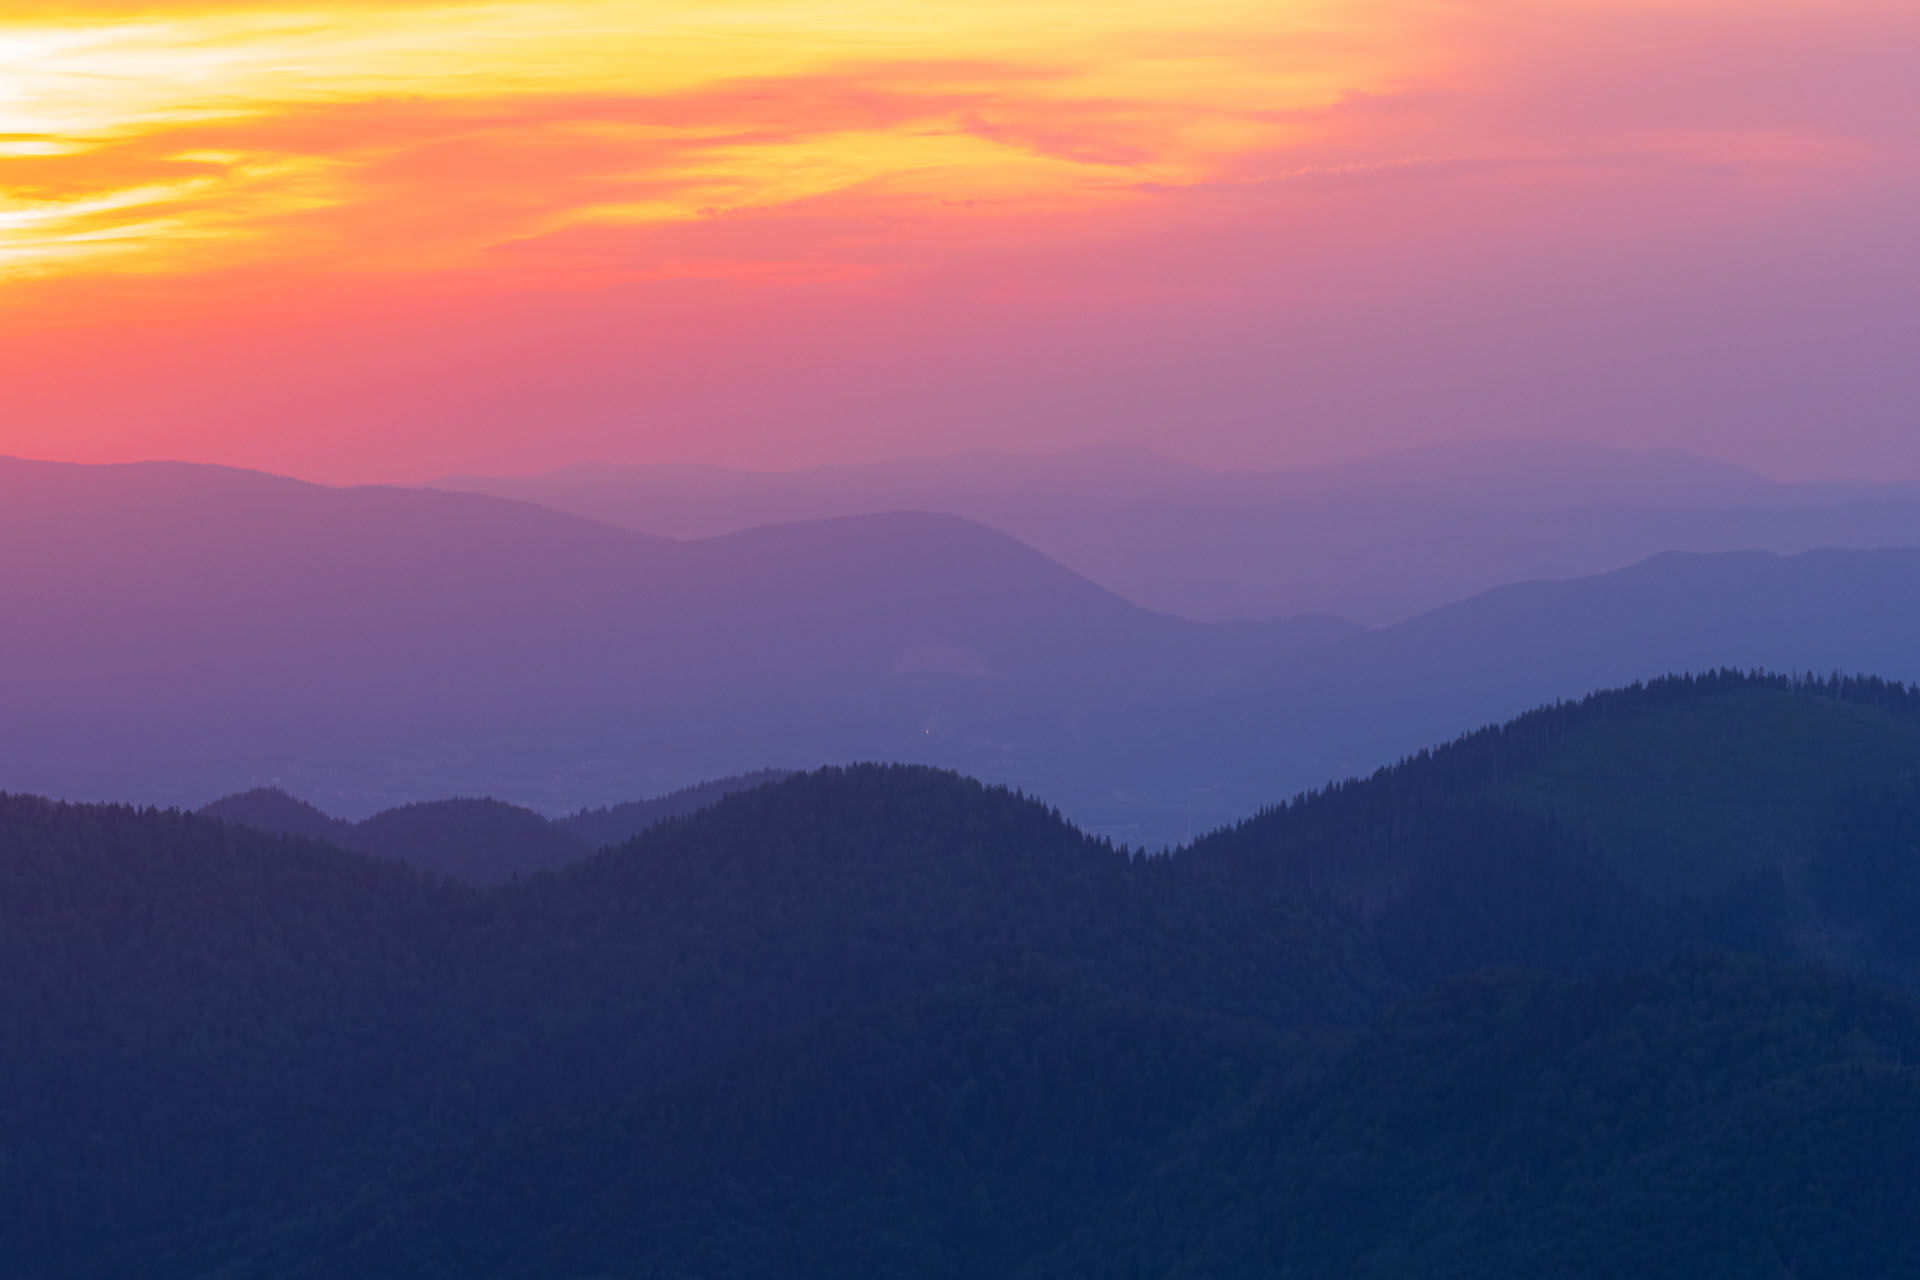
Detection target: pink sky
<box><xmin>2</xmin><ymin>0</ymin><xmax>1916</xmax><ymax>484</ymax></box>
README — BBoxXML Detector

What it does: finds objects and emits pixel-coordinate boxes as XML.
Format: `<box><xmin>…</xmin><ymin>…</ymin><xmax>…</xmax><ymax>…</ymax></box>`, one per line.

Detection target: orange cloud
<box><xmin>2</xmin><ymin>0</ymin><xmax>1386</xmax><ymax>285</ymax></box>
<box><xmin>7</xmin><ymin>0</ymin><xmax>1908</xmax><ymax>294</ymax></box>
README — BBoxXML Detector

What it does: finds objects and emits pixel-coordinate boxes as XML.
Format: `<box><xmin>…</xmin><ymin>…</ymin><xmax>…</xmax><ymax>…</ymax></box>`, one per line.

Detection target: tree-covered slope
<box><xmin>474</xmin><ymin>764</ymin><xmax>1685</xmax><ymax>1097</ymax></box>
<box><xmin>13</xmin><ymin>677</ymin><xmax>1920</xmax><ymax>1278</ymax></box>
<box><xmin>1195</xmin><ymin>671</ymin><xmax>1920</xmax><ymax>976</ymax></box>
<box><xmin>1024</xmin><ymin>955</ymin><xmax>1920</xmax><ymax>1280</ymax></box>
<box><xmin>1486</xmin><ymin>682</ymin><xmax>1920</xmax><ymax>901</ymax></box>
<box><xmin>0</xmin><ymin>795</ymin><xmax>471</xmax><ymax>1268</ymax></box>
<box><xmin>0</xmin><ymin>764</ymin><xmax>1656</xmax><ymax>1274</ymax></box>
<box><xmin>161</xmin><ymin>965</ymin><xmax>1283</xmax><ymax>1280</ymax></box>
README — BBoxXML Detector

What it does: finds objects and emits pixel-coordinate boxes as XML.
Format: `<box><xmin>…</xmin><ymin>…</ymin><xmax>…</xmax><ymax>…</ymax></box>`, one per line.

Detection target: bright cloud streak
<box><xmin>0</xmin><ymin>0</ymin><xmax>1395</xmax><ymax>279</ymax></box>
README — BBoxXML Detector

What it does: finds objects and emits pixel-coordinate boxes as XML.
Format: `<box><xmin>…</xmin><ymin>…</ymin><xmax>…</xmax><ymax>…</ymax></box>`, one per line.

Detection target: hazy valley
<box><xmin>11</xmin><ymin>450</ymin><xmax>1920</xmax><ymax>848</ymax></box>
<box><xmin>439</xmin><ymin>439</ymin><xmax>1920</xmax><ymax>625</ymax></box>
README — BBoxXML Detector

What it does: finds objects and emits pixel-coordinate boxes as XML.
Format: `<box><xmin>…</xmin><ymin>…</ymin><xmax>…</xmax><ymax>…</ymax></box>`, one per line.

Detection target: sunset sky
<box><xmin>3</xmin><ymin>0</ymin><xmax>1916</xmax><ymax>482</ymax></box>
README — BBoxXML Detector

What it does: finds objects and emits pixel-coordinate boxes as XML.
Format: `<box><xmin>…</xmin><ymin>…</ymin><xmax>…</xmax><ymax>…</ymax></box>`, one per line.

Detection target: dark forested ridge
<box><xmin>1193</xmin><ymin>670</ymin><xmax>1920</xmax><ymax>983</ymax></box>
<box><xmin>10</xmin><ymin>672</ymin><xmax>1920</xmax><ymax>1277</ymax></box>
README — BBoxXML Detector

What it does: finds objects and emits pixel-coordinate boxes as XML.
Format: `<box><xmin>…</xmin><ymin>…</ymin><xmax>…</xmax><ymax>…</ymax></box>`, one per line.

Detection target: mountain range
<box><xmin>436</xmin><ymin>439</ymin><xmax>1920</xmax><ymax>624</ymax></box>
<box><xmin>8</xmin><ymin>673</ymin><xmax>1920</xmax><ymax>1278</ymax></box>
<box><xmin>198</xmin><ymin>770</ymin><xmax>787</xmax><ymax>884</ymax></box>
<box><xmin>11</xmin><ymin>454</ymin><xmax>1920</xmax><ymax>846</ymax></box>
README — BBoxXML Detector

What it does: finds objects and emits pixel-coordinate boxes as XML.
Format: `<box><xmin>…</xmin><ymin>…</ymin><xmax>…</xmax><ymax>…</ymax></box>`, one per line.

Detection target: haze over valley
<box><xmin>439</xmin><ymin>439</ymin><xmax>1920</xmax><ymax>625</ymax></box>
<box><xmin>10</xmin><ymin>447</ymin><xmax>1920</xmax><ymax>847</ymax></box>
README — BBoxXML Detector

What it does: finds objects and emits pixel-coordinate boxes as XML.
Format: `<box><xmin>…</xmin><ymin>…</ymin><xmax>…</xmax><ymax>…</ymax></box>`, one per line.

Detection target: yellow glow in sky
<box><xmin>0</xmin><ymin>0</ymin><xmax>1395</xmax><ymax>280</ymax></box>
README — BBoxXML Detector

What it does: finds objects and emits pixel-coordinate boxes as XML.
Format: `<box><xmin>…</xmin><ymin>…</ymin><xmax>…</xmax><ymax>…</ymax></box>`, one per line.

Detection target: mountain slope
<box><xmin>13</xmin><ymin>679</ymin><xmax>1920</xmax><ymax>1277</ymax></box>
<box><xmin>0</xmin><ymin>794</ymin><xmax>468</xmax><ymax>1267</ymax></box>
<box><xmin>0</xmin><ymin>751</ymin><xmax>1672</xmax><ymax>1272</ymax></box>
<box><xmin>181</xmin><ymin>966</ymin><xmax>1281</xmax><ymax>1280</ymax></box>
<box><xmin>1022</xmin><ymin>956</ymin><xmax>1920</xmax><ymax>1280</ymax></box>
<box><xmin>1193</xmin><ymin>671</ymin><xmax>1920</xmax><ymax>982</ymax></box>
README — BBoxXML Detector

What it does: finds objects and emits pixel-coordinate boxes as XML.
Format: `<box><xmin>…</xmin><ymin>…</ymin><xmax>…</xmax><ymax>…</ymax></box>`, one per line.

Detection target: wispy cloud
<box><xmin>1</xmin><ymin>0</ymin><xmax>1368</xmax><ymax>280</ymax></box>
<box><xmin>8</xmin><ymin>0</ymin><xmax>1909</xmax><ymax>286</ymax></box>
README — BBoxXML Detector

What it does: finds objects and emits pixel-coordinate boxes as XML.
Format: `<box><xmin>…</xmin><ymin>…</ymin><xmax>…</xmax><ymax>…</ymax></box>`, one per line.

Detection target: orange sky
<box><xmin>0</xmin><ymin>0</ymin><xmax>1401</xmax><ymax>281</ymax></box>
<box><xmin>3</xmin><ymin>0</ymin><xmax>1917</xmax><ymax>480</ymax></box>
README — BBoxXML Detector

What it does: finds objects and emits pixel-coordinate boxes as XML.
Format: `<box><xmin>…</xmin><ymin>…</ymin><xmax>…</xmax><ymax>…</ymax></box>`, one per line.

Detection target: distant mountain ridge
<box><xmin>0</xmin><ymin>455</ymin><xmax>1359</xmax><ymax>845</ymax></box>
<box><xmin>14</xmin><ymin>457</ymin><xmax>1920</xmax><ymax>846</ymax></box>
<box><xmin>436</xmin><ymin>438</ymin><xmax>1920</xmax><ymax>624</ymax></box>
<box><xmin>1236</xmin><ymin>547</ymin><xmax>1920</xmax><ymax>792</ymax></box>
<box><xmin>200</xmin><ymin>770</ymin><xmax>788</xmax><ymax>883</ymax></box>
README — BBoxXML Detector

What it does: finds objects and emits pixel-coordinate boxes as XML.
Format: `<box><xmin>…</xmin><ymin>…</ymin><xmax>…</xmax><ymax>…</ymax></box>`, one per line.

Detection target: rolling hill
<box><xmin>10</xmin><ymin>675</ymin><xmax>1920</xmax><ymax>1276</ymax></box>
<box><xmin>1191</xmin><ymin>671</ymin><xmax>1920</xmax><ymax>985</ymax></box>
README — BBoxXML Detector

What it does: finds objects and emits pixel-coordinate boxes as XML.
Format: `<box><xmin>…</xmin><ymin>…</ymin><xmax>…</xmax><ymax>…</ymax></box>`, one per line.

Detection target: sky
<box><xmin>1</xmin><ymin>0</ymin><xmax>1916</xmax><ymax>484</ymax></box>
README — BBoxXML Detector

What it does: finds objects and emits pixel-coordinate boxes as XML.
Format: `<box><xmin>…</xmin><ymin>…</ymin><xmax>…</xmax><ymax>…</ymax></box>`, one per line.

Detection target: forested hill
<box><xmin>9</xmin><ymin>673</ymin><xmax>1920</xmax><ymax>1276</ymax></box>
<box><xmin>1194</xmin><ymin>670</ymin><xmax>1920</xmax><ymax>982</ymax></box>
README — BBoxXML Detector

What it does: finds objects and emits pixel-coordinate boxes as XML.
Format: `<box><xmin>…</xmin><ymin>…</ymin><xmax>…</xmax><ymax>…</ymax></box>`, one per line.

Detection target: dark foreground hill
<box><xmin>1021</xmin><ymin>959</ymin><xmax>1920</xmax><ymax>1280</ymax></box>
<box><xmin>9</xmin><ymin>674</ymin><xmax>1920</xmax><ymax>1277</ymax></box>
<box><xmin>1193</xmin><ymin>671</ymin><xmax>1920</xmax><ymax>986</ymax></box>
